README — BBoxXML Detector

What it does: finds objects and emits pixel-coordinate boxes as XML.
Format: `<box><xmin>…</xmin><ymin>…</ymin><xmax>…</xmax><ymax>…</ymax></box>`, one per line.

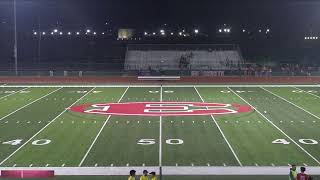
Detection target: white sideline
<box><xmin>293</xmin><ymin>87</ymin><xmax>320</xmax><ymax>99</ymax></box>
<box><xmin>1</xmin><ymin>166</ymin><xmax>320</xmax><ymax>175</ymax></box>
<box><xmin>0</xmin><ymin>87</ymin><xmax>63</xmax><ymax>122</ymax></box>
<box><xmin>0</xmin><ymin>87</ymin><xmax>96</xmax><ymax>166</ymax></box>
<box><xmin>194</xmin><ymin>87</ymin><xmax>242</xmax><ymax>166</ymax></box>
<box><xmin>261</xmin><ymin>87</ymin><xmax>320</xmax><ymax>120</ymax></box>
<box><xmin>0</xmin><ymin>87</ymin><xmax>30</xmax><ymax>101</ymax></box>
<box><xmin>2</xmin><ymin>84</ymin><xmax>320</xmax><ymax>88</ymax></box>
<box><xmin>78</xmin><ymin>87</ymin><xmax>130</xmax><ymax>167</ymax></box>
<box><xmin>228</xmin><ymin>87</ymin><xmax>320</xmax><ymax>165</ymax></box>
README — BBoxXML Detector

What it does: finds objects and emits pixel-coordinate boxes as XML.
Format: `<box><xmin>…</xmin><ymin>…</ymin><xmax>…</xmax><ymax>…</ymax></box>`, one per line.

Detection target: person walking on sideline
<box><xmin>289</xmin><ymin>164</ymin><xmax>297</xmax><ymax>180</ymax></box>
<box><xmin>128</xmin><ymin>170</ymin><xmax>136</xmax><ymax>180</ymax></box>
<box><xmin>297</xmin><ymin>167</ymin><xmax>309</xmax><ymax>180</ymax></box>
<box><xmin>149</xmin><ymin>172</ymin><xmax>157</xmax><ymax>180</ymax></box>
<box><xmin>140</xmin><ymin>170</ymin><xmax>149</xmax><ymax>180</ymax></box>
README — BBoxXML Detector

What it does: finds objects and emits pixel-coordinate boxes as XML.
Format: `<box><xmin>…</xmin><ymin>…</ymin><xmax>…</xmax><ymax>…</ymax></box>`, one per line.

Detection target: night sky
<box><xmin>1</xmin><ymin>0</ymin><xmax>320</xmax><ymax>33</ymax></box>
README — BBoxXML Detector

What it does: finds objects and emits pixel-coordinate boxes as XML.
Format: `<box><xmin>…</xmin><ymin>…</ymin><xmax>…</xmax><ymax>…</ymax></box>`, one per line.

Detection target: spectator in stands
<box><xmin>149</xmin><ymin>172</ymin><xmax>157</xmax><ymax>180</ymax></box>
<box><xmin>128</xmin><ymin>170</ymin><xmax>136</xmax><ymax>180</ymax></box>
<box><xmin>289</xmin><ymin>164</ymin><xmax>297</xmax><ymax>180</ymax></box>
<box><xmin>297</xmin><ymin>167</ymin><xmax>310</xmax><ymax>180</ymax></box>
<box><xmin>140</xmin><ymin>170</ymin><xmax>149</xmax><ymax>180</ymax></box>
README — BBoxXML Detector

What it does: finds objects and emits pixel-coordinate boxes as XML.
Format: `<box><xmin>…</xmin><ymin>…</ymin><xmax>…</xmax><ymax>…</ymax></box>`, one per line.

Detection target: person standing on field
<box><xmin>289</xmin><ymin>164</ymin><xmax>297</xmax><ymax>180</ymax></box>
<box><xmin>149</xmin><ymin>172</ymin><xmax>157</xmax><ymax>180</ymax></box>
<box><xmin>297</xmin><ymin>167</ymin><xmax>309</xmax><ymax>180</ymax></box>
<box><xmin>140</xmin><ymin>170</ymin><xmax>149</xmax><ymax>180</ymax></box>
<box><xmin>128</xmin><ymin>170</ymin><xmax>136</xmax><ymax>180</ymax></box>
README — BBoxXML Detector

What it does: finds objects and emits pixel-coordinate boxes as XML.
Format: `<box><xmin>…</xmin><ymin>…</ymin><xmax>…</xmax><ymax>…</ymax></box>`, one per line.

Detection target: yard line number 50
<box><xmin>138</xmin><ymin>139</ymin><xmax>183</xmax><ymax>145</ymax></box>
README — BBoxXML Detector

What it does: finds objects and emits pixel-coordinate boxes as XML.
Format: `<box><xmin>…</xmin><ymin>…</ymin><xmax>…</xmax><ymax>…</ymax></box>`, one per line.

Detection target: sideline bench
<box><xmin>138</xmin><ymin>76</ymin><xmax>181</xmax><ymax>81</ymax></box>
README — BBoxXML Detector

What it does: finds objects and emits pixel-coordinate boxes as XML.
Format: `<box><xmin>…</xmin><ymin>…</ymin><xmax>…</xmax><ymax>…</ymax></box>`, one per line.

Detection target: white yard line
<box><xmin>78</xmin><ymin>87</ymin><xmax>129</xmax><ymax>167</ymax></box>
<box><xmin>194</xmin><ymin>87</ymin><xmax>243</xmax><ymax>166</ymax></box>
<box><xmin>159</xmin><ymin>86</ymin><xmax>163</xmax><ymax>167</ymax></box>
<box><xmin>261</xmin><ymin>87</ymin><xmax>320</xmax><ymax>120</ymax></box>
<box><xmin>0</xmin><ymin>87</ymin><xmax>96</xmax><ymax>166</ymax></box>
<box><xmin>0</xmin><ymin>87</ymin><xmax>30</xmax><ymax>100</ymax></box>
<box><xmin>228</xmin><ymin>87</ymin><xmax>320</xmax><ymax>165</ymax></box>
<box><xmin>293</xmin><ymin>86</ymin><xmax>320</xmax><ymax>99</ymax></box>
<box><xmin>0</xmin><ymin>87</ymin><xmax>63</xmax><ymax>122</ymax></box>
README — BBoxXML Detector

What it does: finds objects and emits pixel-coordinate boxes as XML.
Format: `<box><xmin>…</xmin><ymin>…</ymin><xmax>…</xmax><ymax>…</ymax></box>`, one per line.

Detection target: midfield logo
<box><xmin>69</xmin><ymin>102</ymin><xmax>253</xmax><ymax>116</ymax></box>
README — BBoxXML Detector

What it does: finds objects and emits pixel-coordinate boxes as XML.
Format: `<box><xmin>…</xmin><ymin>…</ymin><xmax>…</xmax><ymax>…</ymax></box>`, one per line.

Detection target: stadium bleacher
<box><xmin>125</xmin><ymin>45</ymin><xmax>243</xmax><ymax>72</ymax></box>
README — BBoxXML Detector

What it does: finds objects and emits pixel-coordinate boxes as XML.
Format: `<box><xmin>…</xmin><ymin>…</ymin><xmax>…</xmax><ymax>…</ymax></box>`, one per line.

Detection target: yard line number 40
<box><xmin>2</xmin><ymin>139</ymin><xmax>51</xmax><ymax>146</ymax></box>
<box><xmin>272</xmin><ymin>139</ymin><xmax>319</xmax><ymax>145</ymax></box>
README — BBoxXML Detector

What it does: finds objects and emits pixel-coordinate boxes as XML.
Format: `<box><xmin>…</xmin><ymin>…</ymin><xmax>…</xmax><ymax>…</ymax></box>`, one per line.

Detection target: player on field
<box><xmin>297</xmin><ymin>167</ymin><xmax>309</xmax><ymax>180</ymax></box>
<box><xmin>140</xmin><ymin>170</ymin><xmax>149</xmax><ymax>180</ymax></box>
<box><xmin>289</xmin><ymin>164</ymin><xmax>297</xmax><ymax>180</ymax></box>
<box><xmin>149</xmin><ymin>172</ymin><xmax>157</xmax><ymax>180</ymax></box>
<box><xmin>128</xmin><ymin>170</ymin><xmax>136</xmax><ymax>180</ymax></box>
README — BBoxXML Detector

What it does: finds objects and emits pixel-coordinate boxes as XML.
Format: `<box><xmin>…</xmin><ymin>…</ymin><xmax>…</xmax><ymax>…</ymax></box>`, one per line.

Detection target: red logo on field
<box><xmin>69</xmin><ymin>102</ymin><xmax>253</xmax><ymax>117</ymax></box>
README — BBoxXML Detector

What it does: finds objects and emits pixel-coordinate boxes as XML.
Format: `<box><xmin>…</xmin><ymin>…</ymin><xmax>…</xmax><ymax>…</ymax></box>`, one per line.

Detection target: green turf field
<box><xmin>0</xmin><ymin>85</ymin><xmax>319</xmax><ymax>176</ymax></box>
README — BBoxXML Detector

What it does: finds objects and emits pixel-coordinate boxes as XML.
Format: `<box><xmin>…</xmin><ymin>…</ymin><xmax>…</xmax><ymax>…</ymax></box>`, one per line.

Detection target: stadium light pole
<box><xmin>13</xmin><ymin>0</ymin><xmax>18</xmax><ymax>75</ymax></box>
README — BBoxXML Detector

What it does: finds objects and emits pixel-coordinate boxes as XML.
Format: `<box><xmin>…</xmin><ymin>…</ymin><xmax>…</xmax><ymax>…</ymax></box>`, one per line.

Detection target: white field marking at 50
<box><xmin>261</xmin><ymin>87</ymin><xmax>320</xmax><ymax>120</ymax></box>
<box><xmin>194</xmin><ymin>87</ymin><xmax>243</xmax><ymax>166</ymax></box>
<box><xmin>227</xmin><ymin>87</ymin><xmax>320</xmax><ymax>165</ymax></box>
<box><xmin>78</xmin><ymin>87</ymin><xmax>130</xmax><ymax>167</ymax></box>
<box><xmin>0</xmin><ymin>87</ymin><xmax>96</xmax><ymax>166</ymax></box>
<box><xmin>0</xmin><ymin>87</ymin><xmax>63</xmax><ymax>122</ymax></box>
<box><xmin>293</xmin><ymin>87</ymin><xmax>320</xmax><ymax>99</ymax></box>
<box><xmin>159</xmin><ymin>85</ymin><xmax>163</xmax><ymax>167</ymax></box>
<box><xmin>0</xmin><ymin>87</ymin><xmax>30</xmax><ymax>101</ymax></box>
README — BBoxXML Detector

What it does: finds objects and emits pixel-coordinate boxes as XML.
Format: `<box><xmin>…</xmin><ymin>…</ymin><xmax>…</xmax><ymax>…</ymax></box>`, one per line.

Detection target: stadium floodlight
<box><xmin>194</xmin><ymin>29</ymin><xmax>199</xmax><ymax>34</ymax></box>
<box><xmin>33</xmin><ymin>32</ymin><xmax>37</xmax><ymax>35</ymax></box>
<box><xmin>53</xmin><ymin>29</ymin><xmax>58</xmax><ymax>33</ymax></box>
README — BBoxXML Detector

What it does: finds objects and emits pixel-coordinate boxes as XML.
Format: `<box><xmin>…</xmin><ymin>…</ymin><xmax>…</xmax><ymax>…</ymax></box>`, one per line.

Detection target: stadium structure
<box><xmin>0</xmin><ymin>1</ymin><xmax>320</xmax><ymax>180</ymax></box>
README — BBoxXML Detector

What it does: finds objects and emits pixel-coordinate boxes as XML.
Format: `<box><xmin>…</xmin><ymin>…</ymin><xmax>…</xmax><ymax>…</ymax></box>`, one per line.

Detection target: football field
<box><xmin>0</xmin><ymin>84</ymin><xmax>320</xmax><ymax>176</ymax></box>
